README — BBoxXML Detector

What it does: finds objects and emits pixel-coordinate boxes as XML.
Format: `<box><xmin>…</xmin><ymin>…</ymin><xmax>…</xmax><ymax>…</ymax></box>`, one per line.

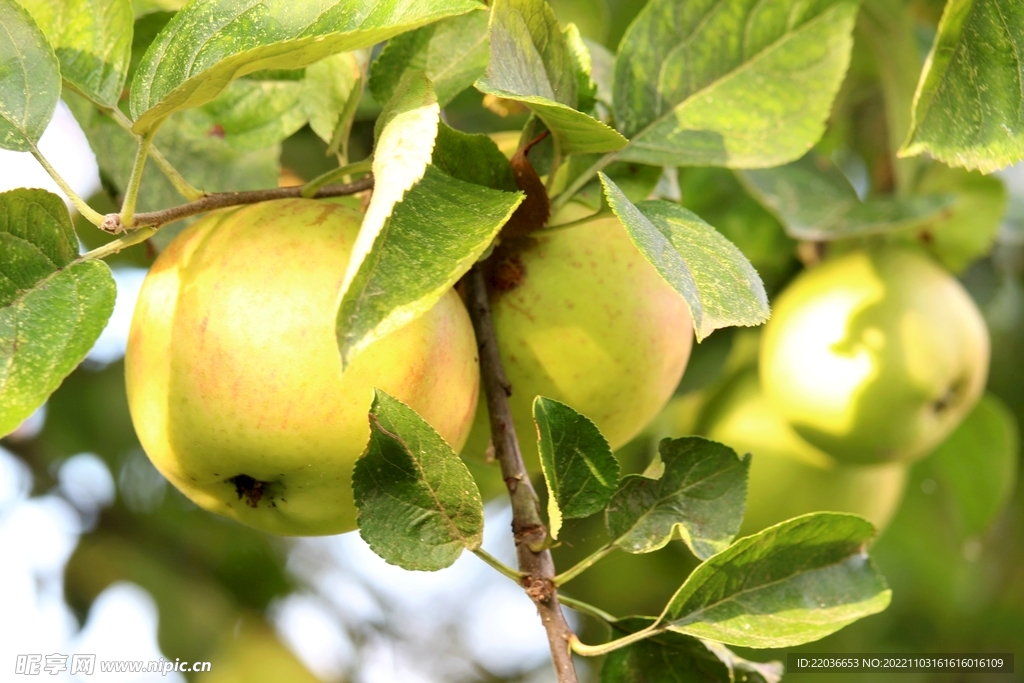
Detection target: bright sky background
<box><xmin>0</xmin><ymin>106</ymin><xmax>562</xmax><ymax>682</ymax></box>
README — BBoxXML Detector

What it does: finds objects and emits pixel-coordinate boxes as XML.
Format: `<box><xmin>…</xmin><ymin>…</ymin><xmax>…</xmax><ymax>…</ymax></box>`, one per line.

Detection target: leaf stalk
<box><xmin>472</xmin><ymin>548</ymin><xmax>525</xmax><ymax>581</ymax></box>
<box><xmin>119</xmin><ymin>129</ymin><xmax>156</xmax><ymax>228</ymax></box>
<box><xmin>553</xmin><ymin>544</ymin><xmax>614</xmax><ymax>586</ymax></box>
<box><xmin>76</xmin><ymin>227</ymin><xmax>157</xmax><ymax>262</ymax></box>
<box><xmin>108</xmin><ymin>108</ymin><xmax>204</xmax><ymax>201</ymax></box>
<box><xmin>301</xmin><ymin>159</ymin><xmax>373</xmax><ymax>198</ymax></box>
<box><xmin>570</xmin><ymin>624</ymin><xmax>662</xmax><ymax>658</ymax></box>
<box><xmin>29</xmin><ymin>146</ymin><xmax>106</xmax><ymax>227</ymax></box>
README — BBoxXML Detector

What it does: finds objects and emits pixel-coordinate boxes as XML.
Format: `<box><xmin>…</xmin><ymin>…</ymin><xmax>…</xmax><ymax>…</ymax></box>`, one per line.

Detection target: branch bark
<box><xmin>465</xmin><ymin>266</ymin><xmax>579</xmax><ymax>683</ymax></box>
<box><xmin>99</xmin><ymin>176</ymin><xmax>374</xmax><ymax>233</ymax></box>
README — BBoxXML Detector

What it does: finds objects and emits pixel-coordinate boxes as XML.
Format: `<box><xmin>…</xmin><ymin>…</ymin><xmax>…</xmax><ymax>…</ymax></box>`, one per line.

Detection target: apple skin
<box><xmin>760</xmin><ymin>248</ymin><xmax>989</xmax><ymax>464</ymax></box>
<box><xmin>699</xmin><ymin>370</ymin><xmax>908</xmax><ymax>535</ymax></box>
<box><xmin>125</xmin><ymin>199</ymin><xmax>479</xmax><ymax>536</ymax></box>
<box><xmin>462</xmin><ymin>204</ymin><xmax>693</xmax><ymax>473</ymax></box>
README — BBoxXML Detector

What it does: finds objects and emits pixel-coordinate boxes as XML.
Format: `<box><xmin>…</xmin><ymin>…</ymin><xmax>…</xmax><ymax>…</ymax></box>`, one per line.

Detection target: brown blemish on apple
<box><xmin>488</xmin><ymin>248</ymin><xmax>526</xmax><ymax>292</ymax></box>
<box><xmin>228</xmin><ymin>474</ymin><xmax>271</xmax><ymax>508</ymax></box>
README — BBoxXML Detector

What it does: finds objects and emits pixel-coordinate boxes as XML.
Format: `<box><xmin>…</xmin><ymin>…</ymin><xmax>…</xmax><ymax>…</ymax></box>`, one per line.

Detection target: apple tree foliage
<box><xmin>0</xmin><ymin>0</ymin><xmax>1021</xmax><ymax>679</ymax></box>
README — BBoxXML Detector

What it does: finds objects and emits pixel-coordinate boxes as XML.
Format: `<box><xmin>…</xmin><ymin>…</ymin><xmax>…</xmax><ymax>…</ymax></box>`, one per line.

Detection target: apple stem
<box><xmin>465</xmin><ymin>265</ymin><xmax>580</xmax><ymax>683</ymax></box>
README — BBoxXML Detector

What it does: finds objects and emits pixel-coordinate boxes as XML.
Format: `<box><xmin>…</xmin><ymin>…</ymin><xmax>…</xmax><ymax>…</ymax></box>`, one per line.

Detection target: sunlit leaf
<box><xmin>738</xmin><ymin>154</ymin><xmax>956</xmax><ymax>241</ymax></box>
<box><xmin>476</xmin><ymin>0</ymin><xmax>626</xmax><ymax>155</ymax></box>
<box><xmin>606</xmin><ymin>436</ymin><xmax>748</xmax><ymax>560</ymax></box>
<box><xmin>301</xmin><ymin>50</ymin><xmax>366</xmax><ymax>147</ymax></box>
<box><xmin>660</xmin><ymin>513</ymin><xmax>891</xmax><ymax>647</ymax></box>
<box><xmin>0</xmin><ymin>0</ymin><xmax>60</xmax><ymax>151</ymax></box>
<box><xmin>900</xmin><ymin>0</ymin><xmax>1024</xmax><ymax>173</ymax></box>
<box><xmin>431</xmin><ymin>122</ymin><xmax>517</xmax><ymax>192</ymax></box>
<box><xmin>353</xmin><ymin>390</ymin><xmax>484</xmax><ymax>571</ymax></box>
<box><xmin>370</xmin><ymin>10</ymin><xmax>489</xmax><ymax>108</ymax></box>
<box><xmin>173</xmin><ymin>78</ymin><xmax>307</xmax><ymax>151</ymax></box>
<box><xmin>18</xmin><ymin>0</ymin><xmax>132</xmax><ymax>107</ymax></box>
<box><xmin>128</xmin><ymin>0</ymin><xmax>482</xmax><ymax>133</ymax></box>
<box><xmin>602</xmin><ymin>174</ymin><xmax>769</xmax><ymax>341</ymax></box>
<box><xmin>534</xmin><ymin>397</ymin><xmax>619</xmax><ymax>539</ymax></box>
<box><xmin>614</xmin><ymin>0</ymin><xmax>859</xmax><ymax>168</ymax></box>
<box><xmin>335</xmin><ymin>165</ymin><xmax>521</xmax><ymax>369</ymax></box>
<box><xmin>0</xmin><ymin>189</ymin><xmax>116</xmax><ymax>437</ymax></box>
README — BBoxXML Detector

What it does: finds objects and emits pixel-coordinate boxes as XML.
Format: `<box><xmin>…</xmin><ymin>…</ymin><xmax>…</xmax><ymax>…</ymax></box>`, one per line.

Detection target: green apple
<box><xmin>462</xmin><ymin>203</ymin><xmax>693</xmax><ymax>473</ymax></box>
<box><xmin>125</xmin><ymin>198</ymin><xmax>480</xmax><ymax>536</ymax></box>
<box><xmin>699</xmin><ymin>370</ymin><xmax>908</xmax><ymax>535</ymax></box>
<box><xmin>760</xmin><ymin>248</ymin><xmax>989</xmax><ymax>464</ymax></box>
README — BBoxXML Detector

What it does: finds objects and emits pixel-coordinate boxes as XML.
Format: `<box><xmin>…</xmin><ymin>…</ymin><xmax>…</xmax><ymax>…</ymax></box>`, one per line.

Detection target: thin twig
<box><xmin>100</xmin><ymin>176</ymin><xmax>374</xmax><ymax>233</ymax></box>
<box><xmin>465</xmin><ymin>266</ymin><xmax>579</xmax><ymax>683</ymax></box>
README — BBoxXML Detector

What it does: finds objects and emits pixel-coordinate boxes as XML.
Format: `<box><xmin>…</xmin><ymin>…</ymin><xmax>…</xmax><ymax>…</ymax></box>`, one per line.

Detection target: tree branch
<box><xmin>465</xmin><ymin>266</ymin><xmax>579</xmax><ymax>683</ymax></box>
<box><xmin>100</xmin><ymin>176</ymin><xmax>374</xmax><ymax>233</ymax></box>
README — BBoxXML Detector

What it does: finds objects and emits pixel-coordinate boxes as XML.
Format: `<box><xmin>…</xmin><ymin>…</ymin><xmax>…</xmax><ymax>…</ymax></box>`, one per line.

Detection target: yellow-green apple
<box><xmin>699</xmin><ymin>370</ymin><xmax>908</xmax><ymax>535</ymax></box>
<box><xmin>125</xmin><ymin>199</ymin><xmax>479</xmax><ymax>536</ymax></box>
<box><xmin>462</xmin><ymin>203</ymin><xmax>693</xmax><ymax>473</ymax></box>
<box><xmin>760</xmin><ymin>248</ymin><xmax>989</xmax><ymax>464</ymax></box>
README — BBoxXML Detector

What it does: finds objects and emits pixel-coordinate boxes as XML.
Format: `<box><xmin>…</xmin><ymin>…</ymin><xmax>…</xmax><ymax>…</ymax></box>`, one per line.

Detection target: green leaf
<box><xmin>336</xmin><ymin>71</ymin><xmax>475</xmax><ymax>369</ymax></box>
<box><xmin>737</xmin><ymin>154</ymin><xmax>956</xmax><ymax>241</ymax></box>
<box><xmin>893</xmin><ymin>164</ymin><xmax>1008</xmax><ymax>272</ymax></box>
<box><xmin>370</xmin><ymin>10</ymin><xmax>489</xmax><ymax>109</ymax></box>
<box><xmin>335</xmin><ymin>165</ymin><xmax>522</xmax><ymax>369</ymax></box>
<box><xmin>0</xmin><ymin>189</ymin><xmax>116</xmax><ymax>437</ymax></box>
<box><xmin>606</xmin><ymin>436</ymin><xmax>749</xmax><ymax>560</ymax></box>
<box><xmin>348</xmin><ymin>70</ymin><xmax>439</xmax><ymax>291</ymax></box>
<box><xmin>173</xmin><ymin>78</ymin><xmax>307</xmax><ymax>151</ymax></box>
<box><xmin>0</xmin><ymin>0</ymin><xmax>60</xmax><ymax>151</ymax></box>
<box><xmin>18</xmin><ymin>0</ymin><xmax>133</xmax><ymax>107</ymax></box>
<box><xmin>534</xmin><ymin>397</ymin><xmax>620</xmax><ymax>539</ymax></box>
<box><xmin>929</xmin><ymin>394</ymin><xmax>1019</xmax><ymax>535</ymax></box>
<box><xmin>352</xmin><ymin>390</ymin><xmax>484</xmax><ymax>571</ymax></box>
<box><xmin>128</xmin><ymin>0</ymin><xmax>482</xmax><ymax>133</ymax></box>
<box><xmin>301</xmin><ymin>51</ymin><xmax>366</xmax><ymax>147</ymax></box>
<box><xmin>600</xmin><ymin>618</ymin><xmax>783</xmax><ymax>683</ymax></box>
<box><xmin>481</xmin><ymin>0</ymin><xmax>575</xmax><ymax>106</ymax></box>
<box><xmin>431</xmin><ymin>122</ymin><xmax>518</xmax><ymax>191</ymax></box>
<box><xmin>679</xmin><ymin>167</ymin><xmax>794</xmax><ymax>291</ymax></box>
<box><xmin>563</xmin><ymin>23</ymin><xmax>596</xmax><ymax>114</ymax></box>
<box><xmin>487</xmin><ymin>93</ymin><xmax>628</xmax><ymax>155</ymax></box>
<box><xmin>660</xmin><ymin>513</ymin><xmax>891</xmax><ymax>648</ymax></box>
<box><xmin>614</xmin><ymin>0</ymin><xmax>859</xmax><ymax>168</ymax></box>
<box><xmin>476</xmin><ymin>0</ymin><xmax>626</xmax><ymax>155</ymax></box>
<box><xmin>900</xmin><ymin>0</ymin><xmax>1024</xmax><ymax>173</ymax></box>
<box><xmin>601</xmin><ymin>174</ymin><xmax>769</xmax><ymax>341</ymax></box>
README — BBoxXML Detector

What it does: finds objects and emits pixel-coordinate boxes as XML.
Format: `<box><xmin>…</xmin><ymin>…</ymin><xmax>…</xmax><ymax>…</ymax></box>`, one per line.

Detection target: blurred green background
<box><xmin>1</xmin><ymin>0</ymin><xmax>1022</xmax><ymax>681</ymax></box>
